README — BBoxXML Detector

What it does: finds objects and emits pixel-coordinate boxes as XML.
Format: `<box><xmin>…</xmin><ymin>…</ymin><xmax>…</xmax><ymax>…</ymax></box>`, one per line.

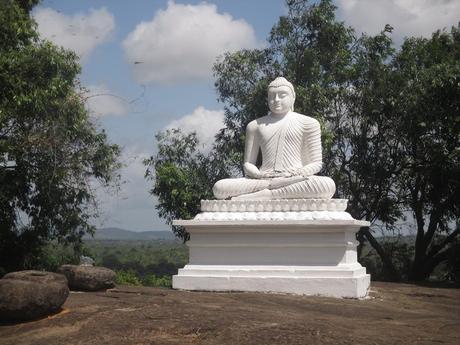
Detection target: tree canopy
<box><xmin>0</xmin><ymin>0</ymin><xmax>121</xmax><ymax>273</ymax></box>
<box><xmin>148</xmin><ymin>0</ymin><xmax>459</xmax><ymax>281</ymax></box>
<box><xmin>144</xmin><ymin>129</ymin><xmax>229</xmax><ymax>241</ymax></box>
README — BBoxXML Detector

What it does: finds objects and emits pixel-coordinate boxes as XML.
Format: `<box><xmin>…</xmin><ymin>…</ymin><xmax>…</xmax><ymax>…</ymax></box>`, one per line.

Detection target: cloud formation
<box><xmin>166</xmin><ymin>106</ymin><xmax>225</xmax><ymax>151</ymax></box>
<box><xmin>123</xmin><ymin>1</ymin><xmax>259</xmax><ymax>84</ymax></box>
<box><xmin>85</xmin><ymin>84</ymin><xmax>128</xmax><ymax>117</ymax></box>
<box><xmin>337</xmin><ymin>0</ymin><xmax>460</xmax><ymax>43</ymax></box>
<box><xmin>34</xmin><ymin>7</ymin><xmax>115</xmax><ymax>60</ymax></box>
<box><xmin>94</xmin><ymin>147</ymin><xmax>161</xmax><ymax>231</ymax></box>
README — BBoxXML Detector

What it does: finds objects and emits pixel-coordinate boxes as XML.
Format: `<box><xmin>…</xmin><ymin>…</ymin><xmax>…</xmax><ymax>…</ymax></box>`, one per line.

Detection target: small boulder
<box><xmin>58</xmin><ymin>265</ymin><xmax>116</xmax><ymax>291</ymax></box>
<box><xmin>79</xmin><ymin>255</ymin><xmax>95</xmax><ymax>266</ymax></box>
<box><xmin>0</xmin><ymin>270</ymin><xmax>69</xmax><ymax>322</ymax></box>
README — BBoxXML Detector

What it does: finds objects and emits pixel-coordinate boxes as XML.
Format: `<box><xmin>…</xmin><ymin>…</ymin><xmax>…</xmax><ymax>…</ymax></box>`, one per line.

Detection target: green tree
<box><xmin>147</xmin><ymin>0</ymin><xmax>460</xmax><ymax>281</ymax></box>
<box><xmin>213</xmin><ymin>0</ymin><xmax>353</xmax><ymax>173</ymax></box>
<box><xmin>215</xmin><ymin>0</ymin><xmax>405</xmax><ymax>280</ymax></box>
<box><xmin>391</xmin><ymin>30</ymin><xmax>460</xmax><ymax>280</ymax></box>
<box><xmin>144</xmin><ymin>129</ymin><xmax>229</xmax><ymax>241</ymax></box>
<box><xmin>323</xmin><ymin>26</ymin><xmax>406</xmax><ymax>280</ymax></box>
<box><xmin>0</xmin><ymin>0</ymin><xmax>120</xmax><ymax>273</ymax></box>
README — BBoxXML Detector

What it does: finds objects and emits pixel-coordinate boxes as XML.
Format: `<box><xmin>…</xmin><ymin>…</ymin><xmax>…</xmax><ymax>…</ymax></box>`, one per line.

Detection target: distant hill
<box><xmin>84</xmin><ymin>227</ymin><xmax>175</xmax><ymax>241</ymax></box>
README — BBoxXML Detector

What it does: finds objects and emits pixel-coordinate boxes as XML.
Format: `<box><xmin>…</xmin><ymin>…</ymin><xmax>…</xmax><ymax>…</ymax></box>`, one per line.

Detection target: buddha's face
<box><xmin>268</xmin><ymin>85</ymin><xmax>294</xmax><ymax>115</ymax></box>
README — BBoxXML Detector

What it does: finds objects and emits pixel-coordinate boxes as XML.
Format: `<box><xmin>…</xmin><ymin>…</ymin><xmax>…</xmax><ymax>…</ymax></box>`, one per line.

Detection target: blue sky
<box><xmin>33</xmin><ymin>0</ymin><xmax>460</xmax><ymax>231</ymax></box>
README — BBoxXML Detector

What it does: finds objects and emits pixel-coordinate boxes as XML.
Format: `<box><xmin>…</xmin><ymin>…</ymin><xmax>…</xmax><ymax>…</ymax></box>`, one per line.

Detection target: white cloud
<box><xmin>336</xmin><ymin>0</ymin><xmax>460</xmax><ymax>43</ymax></box>
<box><xmin>94</xmin><ymin>146</ymin><xmax>165</xmax><ymax>231</ymax></box>
<box><xmin>34</xmin><ymin>7</ymin><xmax>115</xmax><ymax>60</ymax></box>
<box><xmin>85</xmin><ymin>84</ymin><xmax>128</xmax><ymax>117</ymax></box>
<box><xmin>166</xmin><ymin>106</ymin><xmax>225</xmax><ymax>151</ymax></box>
<box><xmin>122</xmin><ymin>1</ymin><xmax>260</xmax><ymax>84</ymax></box>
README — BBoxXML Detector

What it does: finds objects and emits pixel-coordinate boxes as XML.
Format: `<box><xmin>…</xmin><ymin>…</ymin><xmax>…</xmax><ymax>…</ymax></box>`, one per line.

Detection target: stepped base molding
<box><xmin>172</xmin><ymin>199</ymin><xmax>370</xmax><ymax>298</ymax></box>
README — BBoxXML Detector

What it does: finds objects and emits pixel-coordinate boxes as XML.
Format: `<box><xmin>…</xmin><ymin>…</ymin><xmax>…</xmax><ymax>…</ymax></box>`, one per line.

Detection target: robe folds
<box><xmin>213</xmin><ymin>112</ymin><xmax>336</xmax><ymax>200</ymax></box>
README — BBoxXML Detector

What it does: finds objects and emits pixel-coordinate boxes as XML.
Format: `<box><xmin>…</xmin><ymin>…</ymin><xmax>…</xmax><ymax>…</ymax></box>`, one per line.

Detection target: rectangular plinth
<box><xmin>172</xmin><ymin>219</ymin><xmax>370</xmax><ymax>298</ymax></box>
<box><xmin>173</xmin><ymin>265</ymin><xmax>370</xmax><ymax>298</ymax></box>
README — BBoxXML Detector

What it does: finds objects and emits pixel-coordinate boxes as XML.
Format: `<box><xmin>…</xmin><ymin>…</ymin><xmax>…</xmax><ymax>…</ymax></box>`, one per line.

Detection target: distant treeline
<box><xmin>19</xmin><ymin>237</ymin><xmax>458</xmax><ymax>288</ymax></box>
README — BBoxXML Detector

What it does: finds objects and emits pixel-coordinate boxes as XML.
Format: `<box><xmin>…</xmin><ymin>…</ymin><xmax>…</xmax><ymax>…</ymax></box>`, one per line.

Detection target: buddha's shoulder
<box><xmin>248</xmin><ymin>114</ymin><xmax>271</xmax><ymax>128</ymax></box>
<box><xmin>246</xmin><ymin>118</ymin><xmax>261</xmax><ymax>130</ymax></box>
<box><xmin>291</xmin><ymin>112</ymin><xmax>320</xmax><ymax>127</ymax></box>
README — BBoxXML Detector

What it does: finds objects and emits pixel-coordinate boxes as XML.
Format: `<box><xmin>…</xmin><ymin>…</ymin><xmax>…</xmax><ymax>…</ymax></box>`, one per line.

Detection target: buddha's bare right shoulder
<box><xmin>247</xmin><ymin>117</ymin><xmax>266</xmax><ymax>131</ymax></box>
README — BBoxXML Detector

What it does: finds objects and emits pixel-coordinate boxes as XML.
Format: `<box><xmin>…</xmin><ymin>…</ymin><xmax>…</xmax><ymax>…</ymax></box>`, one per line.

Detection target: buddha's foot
<box><xmin>231</xmin><ymin>188</ymin><xmax>273</xmax><ymax>200</ymax></box>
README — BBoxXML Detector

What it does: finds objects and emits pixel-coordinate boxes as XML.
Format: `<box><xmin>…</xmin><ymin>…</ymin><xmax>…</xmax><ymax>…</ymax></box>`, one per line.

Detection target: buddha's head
<box><xmin>267</xmin><ymin>77</ymin><xmax>295</xmax><ymax>115</ymax></box>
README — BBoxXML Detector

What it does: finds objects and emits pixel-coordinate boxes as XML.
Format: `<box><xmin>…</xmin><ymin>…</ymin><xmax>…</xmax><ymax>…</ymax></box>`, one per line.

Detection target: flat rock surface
<box><xmin>0</xmin><ymin>282</ymin><xmax>459</xmax><ymax>345</ymax></box>
<box><xmin>3</xmin><ymin>270</ymin><xmax>68</xmax><ymax>285</ymax></box>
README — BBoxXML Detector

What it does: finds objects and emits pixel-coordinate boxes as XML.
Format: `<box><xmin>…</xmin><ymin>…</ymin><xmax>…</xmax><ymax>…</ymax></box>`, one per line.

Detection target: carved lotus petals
<box><xmin>201</xmin><ymin>199</ymin><xmax>347</xmax><ymax>213</ymax></box>
<box><xmin>194</xmin><ymin>211</ymin><xmax>353</xmax><ymax>221</ymax></box>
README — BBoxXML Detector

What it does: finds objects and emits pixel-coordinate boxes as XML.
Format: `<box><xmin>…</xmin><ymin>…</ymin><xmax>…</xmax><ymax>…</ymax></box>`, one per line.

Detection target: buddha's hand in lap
<box><xmin>268</xmin><ymin>175</ymin><xmax>308</xmax><ymax>190</ymax></box>
<box><xmin>260</xmin><ymin>171</ymin><xmax>292</xmax><ymax>178</ymax></box>
<box><xmin>287</xmin><ymin>167</ymin><xmax>313</xmax><ymax>177</ymax></box>
<box><xmin>261</xmin><ymin>168</ymin><xmax>310</xmax><ymax>179</ymax></box>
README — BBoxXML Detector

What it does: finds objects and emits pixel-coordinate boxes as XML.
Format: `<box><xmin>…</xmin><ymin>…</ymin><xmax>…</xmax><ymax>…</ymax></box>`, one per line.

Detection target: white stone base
<box><xmin>173</xmin><ymin>264</ymin><xmax>370</xmax><ymax>298</ymax></box>
<box><xmin>173</xmin><ymin>208</ymin><xmax>371</xmax><ymax>298</ymax></box>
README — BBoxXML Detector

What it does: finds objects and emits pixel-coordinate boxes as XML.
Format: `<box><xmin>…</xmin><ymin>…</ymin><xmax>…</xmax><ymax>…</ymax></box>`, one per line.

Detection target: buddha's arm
<box><xmin>243</xmin><ymin>120</ymin><xmax>261</xmax><ymax>178</ymax></box>
<box><xmin>298</xmin><ymin>119</ymin><xmax>323</xmax><ymax>176</ymax></box>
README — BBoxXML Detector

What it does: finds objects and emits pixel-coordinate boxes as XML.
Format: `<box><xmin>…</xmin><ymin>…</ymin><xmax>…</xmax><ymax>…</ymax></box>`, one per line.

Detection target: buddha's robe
<box><xmin>213</xmin><ymin>112</ymin><xmax>336</xmax><ymax>200</ymax></box>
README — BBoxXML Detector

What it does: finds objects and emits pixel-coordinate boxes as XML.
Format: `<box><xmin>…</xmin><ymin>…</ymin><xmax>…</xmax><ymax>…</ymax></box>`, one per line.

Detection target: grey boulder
<box><xmin>0</xmin><ymin>270</ymin><xmax>69</xmax><ymax>322</ymax></box>
<box><xmin>58</xmin><ymin>264</ymin><xmax>116</xmax><ymax>291</ymax></box>
<box><xmin>79</xmin><ymin>255</ymin><xmax>95</xmax><ymax>266</ymax></box>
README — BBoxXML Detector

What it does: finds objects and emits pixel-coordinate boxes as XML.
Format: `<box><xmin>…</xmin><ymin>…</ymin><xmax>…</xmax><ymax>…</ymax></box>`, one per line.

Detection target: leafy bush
<box><xmin>115</xmin><ymin>270</ymin><xmax>142</xmax><ymax>286</ymax></box>
<box><xmin>143</xmin><ymin>274</ymin><xmax>172</xmax><ymax>288</ymax></box>
<box><xmin>34</xmin><ymin>242</ymin><xmax>80</xmax><ymax>272</ymax></box>
<box><xmin>115</xmin><ymin>270</ymin><xmax>172</xmax><ymax>288</ymax></box>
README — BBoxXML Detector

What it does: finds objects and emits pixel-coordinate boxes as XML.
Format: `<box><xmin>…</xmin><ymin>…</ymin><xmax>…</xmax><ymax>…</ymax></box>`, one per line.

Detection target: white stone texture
<box><xmin>201</xmin><ymin>199</ymin><xmax>348</xmax><ymax>212</ymax></box>
<box><xmin>173</xmin><ymin>217</ymin><xmax>370</xmax><ymax>298</ymax></box>
<box><xmin>194</xmin><ymin>211</ymin><xmax>353</xmax><ymax>221</ymax></box>
<box><xmin>212</xmin><ymin>78</ymin><xmax>336</xmax><ymax>200</ymax></box>
<box><xmin>213</xmin><ymin>113</ymin><xmax>336</xmax><ymax>200</ymax></box>
<box><xmin>173</xmin><ymin>78</ymin><xmax>370</xmax><ymax>298</ymax></box>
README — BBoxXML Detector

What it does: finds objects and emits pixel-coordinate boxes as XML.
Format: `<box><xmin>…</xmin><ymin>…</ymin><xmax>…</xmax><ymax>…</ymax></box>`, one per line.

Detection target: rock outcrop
<box><xmin>58</xmin><ymin>265</ymin><xmax>116</xmax><ymax>291</ymax></box>
<box><xmin>0</xmin><ymin>270</ymin><xmax>69</xmax><ymax>322</ymax></box>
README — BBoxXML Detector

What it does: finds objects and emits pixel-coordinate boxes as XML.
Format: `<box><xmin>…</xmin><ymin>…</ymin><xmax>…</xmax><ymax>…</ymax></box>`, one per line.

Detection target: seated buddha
<box><xmin>212</xmin><ymin>77</ymin><xmax>336</xmax><ymax>200</ymax></box>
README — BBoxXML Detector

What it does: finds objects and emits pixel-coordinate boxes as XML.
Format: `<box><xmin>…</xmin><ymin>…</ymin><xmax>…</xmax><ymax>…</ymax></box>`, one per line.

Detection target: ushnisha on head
<box><xmin>267</xmin><ymin>77</ymin><xmax>296</xmax><ymax>115</ymax></box>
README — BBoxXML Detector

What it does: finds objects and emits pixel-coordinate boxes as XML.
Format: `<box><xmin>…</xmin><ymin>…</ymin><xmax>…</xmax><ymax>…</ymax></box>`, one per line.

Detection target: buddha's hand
<box><xmin>284</xmin><ymin>167</ymin><xmax>310</xmax><ymax>177</ymax></box>
<box><xmin>268</xmin><ymin>175</ymin><xmax>308</xmax><ymax>189</ymax></box>
<box><xmin>290</xmin><ymin>167</ymin><xmax>312</xmax><ymax>177</ymax></box>
<box><xmin>244</xmin><ymin>163</ymin><xmax>263</xmax><ymax>179</ymax></box>
<box><xmin>261</xmin><ymin>171</ymin><xmax>292</xmax><ymax>178</ymax></box>
<box><xmin>269</xmin><ymin>177</ymin><xmax>290</xmax><ymax>189</ymax></box>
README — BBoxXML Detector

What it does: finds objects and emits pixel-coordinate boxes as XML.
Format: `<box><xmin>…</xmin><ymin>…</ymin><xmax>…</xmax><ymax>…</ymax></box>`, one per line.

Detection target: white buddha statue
<box><xmin>213</xmin><ymin>77</ymin><xmax>336</xmax><ymax>200</ymax></box>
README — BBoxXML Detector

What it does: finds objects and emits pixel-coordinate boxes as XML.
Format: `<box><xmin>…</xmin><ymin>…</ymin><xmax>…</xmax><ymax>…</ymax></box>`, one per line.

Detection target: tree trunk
<box><xmin>408</xmin><ymin>261</ymin><xmax>430</xmax><ymax>281</ymax></box>
<box><xmin>409</xmin><ymin>240</ymin><xmax>460</xmax><ymax>281</ymax></box>
<box><xmin>356</xmin><ymin>230</ymin><xmax>365</xmax><ymax>260</ymax></box>
<box><xmin>360</xmin><ymin>228</ymin><xmax>401</xmax><ymax>281</ymax></box>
